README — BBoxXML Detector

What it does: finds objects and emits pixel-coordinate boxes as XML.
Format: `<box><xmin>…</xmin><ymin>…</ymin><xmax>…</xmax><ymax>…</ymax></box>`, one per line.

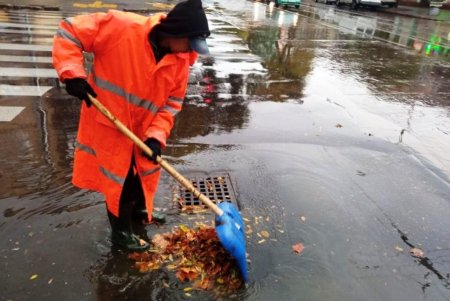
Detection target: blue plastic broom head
<box><xmin>215</xmin><ymin>202</ymin><xmax>249</xmax><ymax>282</ymax></box>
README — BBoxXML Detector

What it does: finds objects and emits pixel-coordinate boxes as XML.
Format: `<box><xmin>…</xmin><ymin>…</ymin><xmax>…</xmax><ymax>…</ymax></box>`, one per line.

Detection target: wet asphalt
<box><xmin>0</xmin><ymin>0</ymin><xmax>449</xmax><ymax>300</ymax></box>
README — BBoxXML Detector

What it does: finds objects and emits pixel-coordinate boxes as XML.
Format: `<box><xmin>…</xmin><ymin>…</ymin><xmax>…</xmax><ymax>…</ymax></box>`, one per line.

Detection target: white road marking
<box><xmin>2</xmin><ymin>11</ymin><xmax>65</xmax><ymax>17</ymax></box>
<box><xmin>0</xmin><ymin>106</ymin><xmax>25</xmax><ymax>122</ymax></box>
<box><xmin>0</xmin><ymin>10</ymin><xmax>63</xmax><ymax>122</ymax></box>
<box><xmin>0</xmin><ymin>67</ymin><xmax>57</xmax><ymax>78</ymax></box>
<box><xmin>0</xmin><ymin>22</ymin><xmax>58</xmax><ymax>30</ymax></box>
<box><xmin>0</xmin><ymin>28</ymin><xmax>55</xmax><ymax>35</ymax></box>
<box><xmin>0</xmin><ymin>55</ymin><xmax>52</xmax><ymax>63</ymax></box>
<box><xmin>0</xmin><ymin>43</ymin><xmax>52</xmax><ymax>51</ymax></box>
<box><xmin>0</xmin><ymin>84</ymin><xmax>53</xmax><ymax>96</ymax></box>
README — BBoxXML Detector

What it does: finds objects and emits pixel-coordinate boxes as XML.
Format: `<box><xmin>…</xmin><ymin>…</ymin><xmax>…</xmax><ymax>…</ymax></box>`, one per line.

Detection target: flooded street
<box><xmin>1</xmin><ymin>0</ymin><xmax>449</xmax><ymax>300</ymax></box>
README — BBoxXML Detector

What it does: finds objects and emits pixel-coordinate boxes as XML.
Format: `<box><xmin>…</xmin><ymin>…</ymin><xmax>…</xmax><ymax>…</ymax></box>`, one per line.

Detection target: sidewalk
<box><xmin>380</xmin><ymin>4</ymin><xmax>450</xmax><ymax>22</ymax></box>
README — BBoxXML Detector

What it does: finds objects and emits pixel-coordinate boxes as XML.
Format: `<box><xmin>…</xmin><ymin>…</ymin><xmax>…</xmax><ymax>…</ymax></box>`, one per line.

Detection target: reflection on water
<box><xmin>330</xmin><ymin>41</ymin><xmax>450</xmax><ymax>106</ymax></box>
<box><xmin>305</xmin><ymin>4</ymin><xmax>449</xmax><ymax>60</ymax></box>
<box><xmin>0</xmin><ymin>96</ymin><xmax>78</xmax><ymax>198</ymax></box>
<box><xmin>246</xmin><ymin>8</ymin><xmax>313</xmax><ymax>101</ymax></box>
<box><xmin>0</xmin><ymin>90</ymin><xmax>102</xmax><ymax>221</ymax></box>
<box><xmin>384</xmin><ymin>17</ymin><xmax>449</xmax><ymax>59</ymax></box>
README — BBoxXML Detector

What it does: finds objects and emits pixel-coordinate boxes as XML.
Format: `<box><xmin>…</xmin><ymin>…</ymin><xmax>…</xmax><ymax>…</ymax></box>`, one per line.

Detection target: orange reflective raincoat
<box><xmin>52</xmin><ymin>10</ymin><xmax>198</xmax><ymax>219</ymax></box>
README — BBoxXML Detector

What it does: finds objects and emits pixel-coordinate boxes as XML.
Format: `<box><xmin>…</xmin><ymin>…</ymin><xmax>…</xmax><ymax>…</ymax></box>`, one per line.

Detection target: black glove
<box><xmin>143</xmin><ymin>138</ymin><xmax>161</xmax><ymax>164</ymax></box>
<box><xmin>65</xmin><ymin>78</ymin><xmax>97</xmax><ymax>107</ymax></box>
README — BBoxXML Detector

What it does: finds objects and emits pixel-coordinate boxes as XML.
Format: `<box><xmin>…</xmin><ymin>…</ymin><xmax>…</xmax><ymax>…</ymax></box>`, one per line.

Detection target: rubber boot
<box><xmin>108</xmin><ymin>209</ymin><xmax>150</xmax><ymax>252</ymax></box>
<box><xmin>130</xmin><ymin>174</ymin><xmax>166</xmax><ymax>224</ymax></box>
<box><xmin>110</xmin><ymin>230</ymin><xmax>150</xmax><ymax>252</ymax></box>
<box><xmin>106</xmin><ymin>159</ymin><xmax>150</xmax><ymax>251</ymax></box>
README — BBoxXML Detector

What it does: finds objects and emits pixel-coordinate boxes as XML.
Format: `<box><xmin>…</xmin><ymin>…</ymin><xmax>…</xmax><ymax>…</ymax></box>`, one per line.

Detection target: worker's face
<box><xmin>164</xmin><ymin>37</ymin><xmax>191</xmax><ymax>53</ymax></box>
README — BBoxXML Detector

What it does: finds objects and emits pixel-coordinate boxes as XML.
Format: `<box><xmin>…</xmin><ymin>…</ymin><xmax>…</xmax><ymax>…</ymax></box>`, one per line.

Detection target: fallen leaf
<box><xmin>176</xmin><ymin>267</ymin><xmax>199</xmax><ymax>282</ymax></box>
<box><xmin>193</xmin><ymin>278</ymin><xmax>213</xmax><ymax>290</ymax></box>
<box><xmin>179</xmin><ymin>224</ymin><xmax>189</xmax><ymax>232</ymax></box>
<box><xmin>207</xmin><ymin>181</ymin><xmax>213</xmax><ymax>191</ymax></box>
<box><xmin>292</xmin><ymin>243</ymin><xmax>304</xmax><ymax>255</ymax></box>
<box><xmin>395</xmin><ymin>246</ymin><xmax>404</xmax><ymax>252</ymax></box>
<box><xmin>186</xmin><ymin>231</ymin><xmax>195</xmax><ymax>241</ymax></box>
<box><xmin>410</xmin><ymin>247</ymin><xmax>425</xmax><ymax>258</ymax></box>
<box><xmin>260</xmin><ymin>231</ymin><xmax>270</xmax><ymax>238</ymax></box>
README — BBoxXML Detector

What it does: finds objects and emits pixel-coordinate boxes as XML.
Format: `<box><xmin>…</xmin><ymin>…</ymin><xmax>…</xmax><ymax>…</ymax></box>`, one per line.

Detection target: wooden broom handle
<box><xmin>88</xmin><ymin>95</ymin><xmax>223</xmax><ymax>216</ymax></box>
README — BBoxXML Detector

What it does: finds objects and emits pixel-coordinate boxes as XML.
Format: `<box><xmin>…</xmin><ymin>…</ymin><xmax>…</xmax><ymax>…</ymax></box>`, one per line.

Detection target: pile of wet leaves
<box><xmin>128</xmin><ymin>224</ymin><xmax>244</xmax><ymax>294</ymax></box>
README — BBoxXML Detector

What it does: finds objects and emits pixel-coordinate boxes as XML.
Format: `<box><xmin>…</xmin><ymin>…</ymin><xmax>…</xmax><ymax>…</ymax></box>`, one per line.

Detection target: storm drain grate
<box><xmin>177</xmin><ymin>174</ymin><xmax>238</xmax><ymax>212</ymax></box>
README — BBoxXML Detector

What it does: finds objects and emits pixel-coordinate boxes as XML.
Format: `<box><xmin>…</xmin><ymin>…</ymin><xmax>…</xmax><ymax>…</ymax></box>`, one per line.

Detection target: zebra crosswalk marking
<box><xmin>0</xmin><ymin>28</ymin><xmax>56</xmax><ymax>35</ymax></box>
<box><xmin>0</xmin><ymin>43</ymin><xmax>52</xmax><ymax>51</ymax></box>
<box><xmin>0</xmin><ymin>106</ymin><xmax>26</xmax><ymax>122</ymax></box>
<box><xmin>0</xmin><ymin>10</ymin><xmax>76</xmax><ymax>119</ymax></box>
<box><xmin>0</xmin><ymin>14</ymin><xmax>65</xmax><ymax>20</ymax></box>
<box><xmin>0</xmin><ymin>55</ymin><xmax>52</xmax><ymax>63</ymax></box>
<box><xmin>0</xmin><ymin>67</ymin><xmax>57</xmax><ymax>78</ymax></box>
<box><xmin>0</xmin><ymin>85</ymin><xmax>53</xmax><ymax>96</ymax></box>
<box><xmin>0</xmin><ymin>22</ymin><xmax>58</xmax><ymax>30</ymax></box>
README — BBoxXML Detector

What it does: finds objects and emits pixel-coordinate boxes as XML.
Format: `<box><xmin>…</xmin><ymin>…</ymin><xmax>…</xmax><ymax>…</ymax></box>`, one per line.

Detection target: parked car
<box><xmin>315</xmin><ymin>0</ymin><xmax>337</xmax><ymax>5</ymax></box>
<box><xmin>335</xmin><ymin>0</ymin><xmax>397</xmax><ymax>9</ymax></box>
<box><xmin>269</xmin><ymin>0</ymin><xmax>301</xmax><ymax>9</ymax></box>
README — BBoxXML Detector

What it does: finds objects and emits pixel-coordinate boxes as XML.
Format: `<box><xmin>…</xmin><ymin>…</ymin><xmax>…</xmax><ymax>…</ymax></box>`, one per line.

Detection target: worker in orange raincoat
<box><xmin>52</xmin><ymin>0</ymin><xmax>210</xmax><ymax>251</ymax></box>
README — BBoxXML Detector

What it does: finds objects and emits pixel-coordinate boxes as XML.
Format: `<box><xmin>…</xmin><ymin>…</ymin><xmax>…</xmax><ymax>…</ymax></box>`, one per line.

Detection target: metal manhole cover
<box><xmin>176</xmin><ymin>173</ymin><xmax>238</xmax><ymax>213</ymax></box>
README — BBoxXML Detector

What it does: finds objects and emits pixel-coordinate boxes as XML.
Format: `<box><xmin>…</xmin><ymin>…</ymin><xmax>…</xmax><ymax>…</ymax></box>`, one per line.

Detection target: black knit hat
<box><xmin>156</xmin><ymin>0</ymin><xmax>210</xmax><ymax>38</ymax></box>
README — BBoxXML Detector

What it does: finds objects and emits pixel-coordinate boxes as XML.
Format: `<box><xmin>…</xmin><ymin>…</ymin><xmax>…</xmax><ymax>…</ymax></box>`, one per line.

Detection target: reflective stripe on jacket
<box><xmin>52</xmin><ymin>10</ymin><xmax>198</xmax><ymax>218</ymax></box>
